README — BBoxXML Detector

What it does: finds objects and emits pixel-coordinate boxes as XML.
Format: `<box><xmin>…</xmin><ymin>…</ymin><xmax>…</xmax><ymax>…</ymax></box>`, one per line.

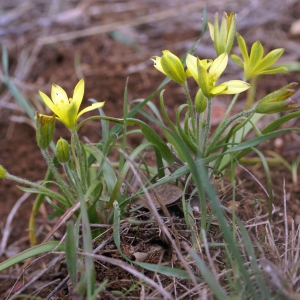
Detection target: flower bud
<box><xmin>151</xmin><ymin>50</ymin><xmax>186</xmax><ymax>85</ymax></box>
<box><xmin>255</xmin><ymin>83</ymin><xmax>300</xmax><ymax>114</ymax></box>
<box><xmin>194</xmin><ymin>89</ymin><xmax>207</xmax><ymax>113</ymax></box>
<box><xmin>56</xmin><ymin>138</ymin><xmax>70</xmax><ymax>163</ymax></box>
<box><xmin>208</xmin><ymin>12</ymin><xmax>237</xmax><ymax>56</ymax></box>
<box><xmin>0</xmin><ymin>165</ymin><xmax>7</xmax><ymax>179</ymax></box>
<box><xmin>36</xmin><ymin>113</ymin><xmax>55</xmax><ymax>150</ymax></box>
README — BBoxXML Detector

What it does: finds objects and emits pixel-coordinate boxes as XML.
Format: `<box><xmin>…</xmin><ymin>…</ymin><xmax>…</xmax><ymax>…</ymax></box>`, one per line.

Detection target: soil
<box><xmin>1</xmin><ymin>0</ymin><xmax>300</xmax><ymax>299</ymax></box>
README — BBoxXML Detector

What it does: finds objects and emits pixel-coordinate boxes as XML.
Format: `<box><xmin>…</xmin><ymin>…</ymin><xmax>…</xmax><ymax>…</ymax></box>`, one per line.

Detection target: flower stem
<box><xmin>42</xmin><ymin>149</ymin><xmax>74</xmax><ymax>205</ymax></box>
<box><xmin>202</xmin><ymin>99</ymin><xmax>212</xmax><ymax>155</ymax></box>
<box><xmin>62</xmin><ymin>163</ymin><xmax>77</xmax><ymax>195</ymax></box>
<box><xmin>71</xmin><ymin>131</ymin><xmax>88</xmax><ymax>193</ymax></box>
<box><xmin>183</xmin><ymin>82</ymin><xmax>196</xmax><ymax>133</ymax></box>
<box><xmin>6</xmin><ymin>173</ymin><xmax>68</xmax><ymax>206</ymax></box>
<box><xmin>206</xmin><ymin>108</ymin><xmax>255</xmax><ymax>155</ymax></box>
<box><xmin>217</xmin><ymin>93</ymin><xmax>240</xmax><ymax>131</ymax></box>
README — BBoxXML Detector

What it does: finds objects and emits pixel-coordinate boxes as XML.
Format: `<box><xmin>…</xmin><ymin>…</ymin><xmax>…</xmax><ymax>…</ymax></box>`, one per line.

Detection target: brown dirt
<box><xmin>1</xmin><ymin>0</ymin><xmax>300</xmax><ymax>298</ymax></box>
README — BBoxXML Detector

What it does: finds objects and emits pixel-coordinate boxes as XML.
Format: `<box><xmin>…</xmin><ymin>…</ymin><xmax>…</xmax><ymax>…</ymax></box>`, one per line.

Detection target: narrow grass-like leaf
<box><xmin>73</xmin><ymin>175</ymin><xmax>95</xmax><ymax>297</ymax></box>
<box><xmin>17</xmin><ymin>186</ymin><xmax>68</xmax><ymax>206</ymax></box>
<box><xmin>236</xmin><ymin>218</ymin><xmax>270</xmax><ymax>298</ymax></box>
<box><xmin>29</xmin><ymin>158</ymin><xmax>56</xmax><ymax>245</ymax></box>
<box><xmin>66</xmin><ymin>220</ymin><xmax>78</xmax><ymax>285</ymax></box>
<box><xmin>159</xmin><ymin>90</ymin><xmax>177</xmax><ymax>133</ymax></box>
<box><xmin>220</xmin><ymin>128</ymin><xmax>300</xmax><ymax>172</ymax></box>
<box><xmin>91</xmin><ymin>279</ymin><xmax>109</xmax><ymax>300</ymax></box>
<box><xmin>220</xmin><ymin>111</ymin><xmax>300</xmax><ymax>170</ymax></box>
<box><xmin>119</xmin><ymin>78</ymin><xmax>129</xmax><ymax>171</ymax></box>
<box><xmin>251</xmin><ymin>148</ymin><xmax>273</xmax><ymax>220</ymax></box>
<box><xmin>134</xmin><ymin>262</ymin><xmax>197</xmax><ymax>280</ymax></box>
<box><xmin>113</xmin><ymin>200</ymin><xmax>121</xmax><ymax>252</ymax></box>
<box><xmin>78</xmin><ymin>116</ymin><xmax>174</xmax><ymax>164</ymax></box>
<box><xmin>266</xmin><ymin>150</ymin><xmax>291</xmax><ymax>170</ymax></box>
<box><xmin>0</xmin><ymin>241</ymin><xmax>65</xmax><ymax>272</ymax></box>
<box><xmin>176</xmin><ymin>104</ymin><xmax>197</xmax><ymax>155</ymax></box>
<box><xmin>202</xmin><ymin>4</ymin><xmax>208</xmax><ymax>36</ymax></box>
<box><xmin>188</xmin><ymin>248</ymin><xmax>229</xmax><ymax>299</ymax></box>
<box><xmin>106</xmin><ymin>141</ymin><xmax>154</xmax><ymax>209</ymax></box>
<box><xmin>196</xmin><ymin>162</ymin><xmax>260</xmax><ymax>299</ymax></box>
<box><xmin>2</xmin><ymin>46</ymin><xmax>35</xmax><ymax>121</ymax></box>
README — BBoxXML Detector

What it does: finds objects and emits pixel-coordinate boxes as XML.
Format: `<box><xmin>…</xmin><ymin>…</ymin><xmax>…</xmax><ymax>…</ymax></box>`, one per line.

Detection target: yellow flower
<box><xmin>39</xmin><ymin>79</ymin><xmax>104</xmax><ymax>130</ymax></box>
<box><xmin>231</xmin><ymin>33</ymin><xmax>287</xmax><ymax>80</ymax></box>
<box><xmin>151</xmin><ymin>50</ymin><xmax>186</xmax><ymax>84</ymax></box>
<box><xmin>186</xmin><ymin>53</ymin><xmax>250</xmax><ymax>98</ymax></box>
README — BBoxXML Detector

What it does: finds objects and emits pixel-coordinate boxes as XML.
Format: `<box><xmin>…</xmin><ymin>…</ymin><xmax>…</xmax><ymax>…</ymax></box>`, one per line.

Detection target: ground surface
<box><xmin>1</xmin><ymin>0</ymin><xmax>300</xmax><ymax>298</ymax></box>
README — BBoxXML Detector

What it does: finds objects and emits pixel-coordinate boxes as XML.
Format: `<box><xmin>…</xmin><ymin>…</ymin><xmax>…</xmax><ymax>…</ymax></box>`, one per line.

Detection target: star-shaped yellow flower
<box><xmin>39</xmin><ymin>79</ymin><xmax>104</xmax><ymax>130</ymax></box>
<box><xmin>186</xmin><ymin>53</ymin><xmax>250</xmax><ymax>98</ymax></box>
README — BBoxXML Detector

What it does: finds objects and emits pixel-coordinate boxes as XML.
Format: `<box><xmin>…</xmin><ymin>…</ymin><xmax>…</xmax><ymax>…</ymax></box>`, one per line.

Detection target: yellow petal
<box><xmin>39</xmin><ymin>90</ymin><xmax>60</xmax><ymax>116</ymax></box>
<box><xmin>209</xmin><ymin>53</ymin><xmax>228</xmax><ymax>82</ymax></box>
<box><xmin>77</xmin><ymin>102</ymin><xmax>105</xmax><ymax>118</ymax></box>
<box><xmin>151</xmin><ymin>56</ymin><xmax>165</xmax><ymax>75</ymax></box>
<box><xmin>207</xmin><ymin>21</ymin><xmax>214</xmax><ymax>41</ymax></box>
<box><xmin>73</xmin><ymin>79</ymin><xmax>85</xmax><ymax>114</ymax></box>
<box><xmin>51</xmin><ymin>83</ymin><xmax>69</xmax><ymax>107</ymax></box>
<box><xmin>186</xmin><ymin>54</ymin><xmax>199</xmax><ymax>82</ymax></box>
<box><xmin>220</xmin><ymin>80</ymin><xmax>250</xmax><ymax>94</ymax></box>
<box><xmin>210</xmin><ymin>84</ymin><xmax>227</xmax><ymax>95</ymax></box>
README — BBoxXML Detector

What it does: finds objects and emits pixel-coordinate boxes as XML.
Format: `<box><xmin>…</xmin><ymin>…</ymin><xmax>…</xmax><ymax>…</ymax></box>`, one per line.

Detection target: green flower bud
<box><xmin>0</xmin><ymin>165</ymin><xmax>7</xmax><ymax>179</ymax></box>
<box><xmin>56</xmin><ymin>138</ymin><xmax>70</xmax><ymax>163</ymax></box>
<box><xmin>36</xmin><ymin>113</ymin><xmax>55</xmax><ymax>150</ymax></box>
<box><xmin>255</xmin><ymin>83</ymin><xmax>300</xmax><ymax>114</ymax></box>
<box><xmin>194</xmin><ymin>89</ymin><xmax>207</xmax><ymax>113</ymax></box>
<box><xmin>208</xmin><ymin>12</ymin><xmax>237</xmax><ymax>56</ymax></box>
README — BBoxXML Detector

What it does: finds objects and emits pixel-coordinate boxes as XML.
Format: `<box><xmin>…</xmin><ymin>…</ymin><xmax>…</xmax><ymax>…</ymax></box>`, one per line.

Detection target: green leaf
<box><xmin>188</xmin><ymin>248</ymin><xmax>229</xmax><ymax>300</ymax></box>
<box><xmin>236</xmin><ymin>218</ymin><xmax>270</xmax><ymax>298</ymax></box>
<box><xmin>17</xmin><ymin>186</ymin><xmax>67</xmax><ymax>206</ymax></box>
<box><xmin>135</xmin><ymin>262</ymin><xmax>197</xmax><ymax>280</ymax></box>
<box><xmin>66</xmin><ymin>221</ymin><xmax>78</xmax><ymax>285</ymax></box>
<box><xmin>201</xmin><ymin>4</ymin><xmax>208</xmax><ymax>35</ymax></box>
<box><xmin>176</xmin><ymin>104</ymin><xmax>197</xmax><ymax>155</ymax></box>
<box><xmin>225</xmin><ymin>128</ymin><xmax>300</xmax><ymax>154</ymax></box>
<box><xmin>2</xmin><ymin>45</ymin><xmax>35</xmax><ymax>121</ymax></box>
<box><xmin>0</xmin><ymin>241</ymin><xmax>65</xmax><ymax>272</ymax></box>
<box><xmin>106</xmin><ymin>141</ymin><xmax>154</xmax><ymax>209</ymax></box>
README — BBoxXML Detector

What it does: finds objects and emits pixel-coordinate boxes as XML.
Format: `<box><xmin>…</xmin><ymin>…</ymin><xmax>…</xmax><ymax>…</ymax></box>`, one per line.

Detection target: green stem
<box><xmin>42</xmin><ymin>149</ymin><xmax>74</xmax><ymax>205</ymax></box>
<box><xmin>63</xmin><ymin>163</ymin><xmax>77</xmax><ymax>195</ymax></box>
<box><xmin>217</xmin><ymin>93</ymin><xmax>240</xmax><ymax>132</ymax></box>
<box><xmin>202</xmin><ymin>99</ymin><xmax>212</xmax><ymax>155</ymax></box>
<box><xmin>183</xmin><ymin>81</ymin><xmax>196</xmax><ymax>133</ymax></box>
<box><xmin>71</xmin><ymin>131</ymin><xmax>88</xmax><ymax>193</ymax></box>
<box><xmin>6</xmin><ymin>173</ymin><xmax>68</xmax><ymax>205</ymax></box>
<box><xmin>206</xmin><ymin>108</ymin><xmax>255</xmax><ymax>155</ymax></box>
